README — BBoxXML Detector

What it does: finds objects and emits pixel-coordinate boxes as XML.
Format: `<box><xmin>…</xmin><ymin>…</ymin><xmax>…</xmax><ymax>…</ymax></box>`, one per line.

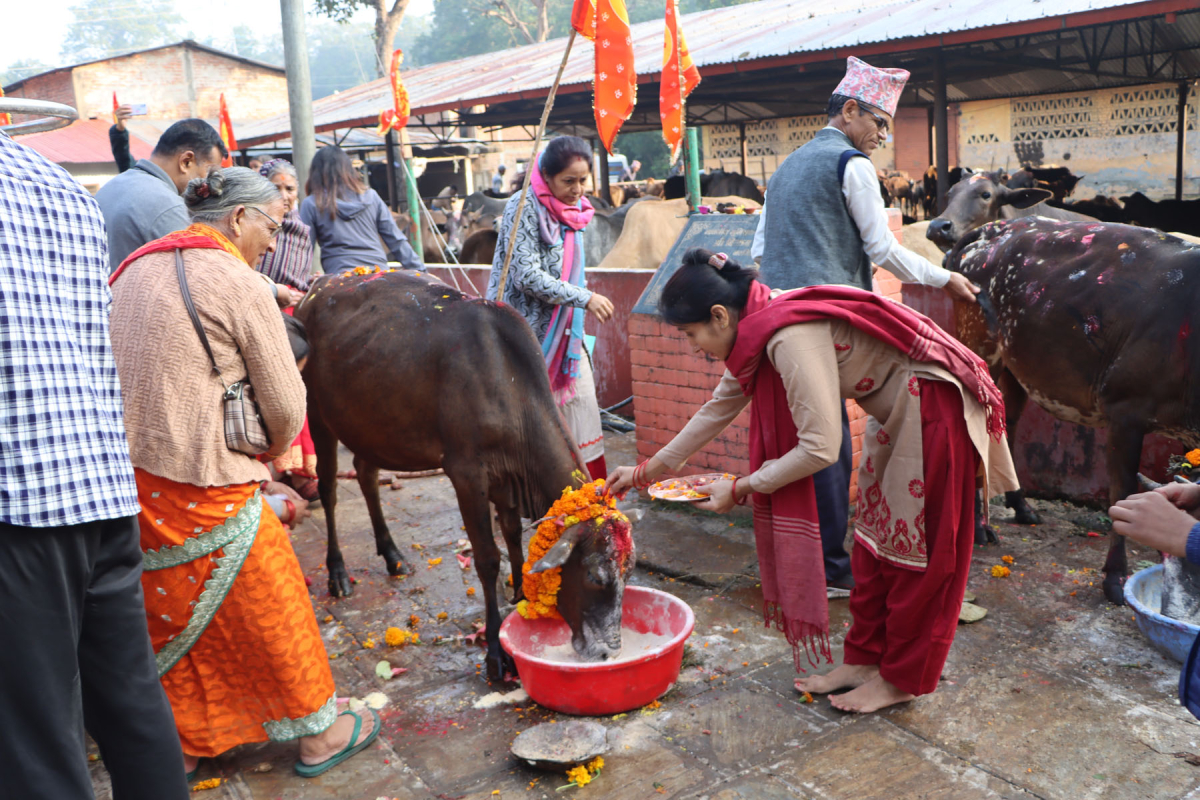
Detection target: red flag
<box><xmin>0</xmin><ymin>87</ymin><xmax>11</xmax><ymax>127</ymax></box>
<box><xmin>112</xmin><ymin>92</ymin><xmax>120</xmax><ymax>125</ymax></box>
<box><xmin>376</xmin><ymin>49</ymin><xmax>411</xmax><ymax>136</ymax></box>
<box><xmin>218</xmin><ymin>94</ymin><xmax>237</xmax><ymax>168</ymax></box>
<box><xmin>571</xmin><ymin>0</ymin><xmax>636</xmax><ymax>154</ymax></box>
<box><xmin>660</xmin><ymin>0</ymin><xmax>700</xmax><ymax>159</ymax></box>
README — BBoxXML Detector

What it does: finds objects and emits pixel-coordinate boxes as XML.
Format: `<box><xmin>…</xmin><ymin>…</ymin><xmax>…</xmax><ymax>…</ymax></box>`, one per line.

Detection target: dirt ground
<box><xmin>90</xmin><ymin>431</ymin><xmax>1200</xmax><ymax>800</ymax></box>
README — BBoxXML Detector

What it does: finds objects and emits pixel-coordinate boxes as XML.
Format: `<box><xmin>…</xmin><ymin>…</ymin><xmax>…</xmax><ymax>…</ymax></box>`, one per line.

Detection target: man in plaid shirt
<box><xmin>0</xmin><ymin>131</ymin><xmax>188</xmax><ymax>798</ymax></box>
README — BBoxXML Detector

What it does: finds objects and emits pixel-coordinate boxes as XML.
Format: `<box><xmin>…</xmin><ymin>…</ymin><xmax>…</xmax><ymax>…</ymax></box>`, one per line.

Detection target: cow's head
<box><xmin>528</xmin><ymin>508</ymin><xmax>640</xmax><ymax>661</ymax></box>
<box><xmin>926</xmin><ymin>173</ymin><xmax>1052</xmax><ymax>251</ymax></box>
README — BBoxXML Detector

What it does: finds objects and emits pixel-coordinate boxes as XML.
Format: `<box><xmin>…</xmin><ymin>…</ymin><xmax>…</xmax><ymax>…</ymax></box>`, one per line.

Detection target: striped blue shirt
<box><xmin>0</xmin><ymin>132</ymin><xmax>139</xmax><ymax>527</ymax></box>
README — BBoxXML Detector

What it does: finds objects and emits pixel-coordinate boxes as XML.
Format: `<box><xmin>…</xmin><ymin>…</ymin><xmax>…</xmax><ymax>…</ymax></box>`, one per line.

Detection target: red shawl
<box><xmin>110</xmin><ymin>223</ymin><xmax>247</xmax><ymax>285</ymax></box>
<box><xmin>725</xmin><ymin>282</ymin><xmax>1004</xmax><ymax>670</ymax></box>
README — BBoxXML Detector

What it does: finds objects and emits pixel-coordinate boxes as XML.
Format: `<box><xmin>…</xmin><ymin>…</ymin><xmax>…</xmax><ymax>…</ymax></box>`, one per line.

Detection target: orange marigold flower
<box><xmin>565</xmin><ymin>765</ymin><xmax>591</xmax><ymax>787</ymax></box>
<box><xmin>1187</xmin><ymin>449</ymin><xmax>1200</xmax><ymax>467</ymax></box>
<box><xmin>1001</xmin><ymin>555</ymin><xmax>1014</xmax><ymax>564</ymax></box>
<box><xmin>991</xmin><ymin>565</ymin><xmax>1011</xmax><ymax>578</ymax></box>
<box><xmin>467</xmin><ymin>587</ymin><xmax>476</xmax><ymax>596</ymax></box>
<box><xmin>191</xmin><ymin>777</ymin><xmax>222</xmax><ymax>791</ymax></box>
<box><xmin>408</xmin><ymin>614</ymin><xmax>420</xmax><ymax>628</ymax></box>
<box><xmin>427</xmin><ymin>557</ymin><xmax>443</xmax><ymax>567</ymax></box>
<box><xmin>385</xmin><ymin>627</ymin><xmax>414</xmax><ymax>647</ymax></box>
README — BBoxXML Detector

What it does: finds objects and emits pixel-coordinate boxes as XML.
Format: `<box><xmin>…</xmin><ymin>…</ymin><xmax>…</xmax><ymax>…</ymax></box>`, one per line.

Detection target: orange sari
<box><xmin>137</xmin><ymin>469</ymin><xmax>335</xmax><ymax>757</ymax></box>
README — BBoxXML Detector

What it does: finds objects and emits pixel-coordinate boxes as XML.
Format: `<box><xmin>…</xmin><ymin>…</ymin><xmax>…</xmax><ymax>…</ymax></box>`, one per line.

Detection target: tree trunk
<box><xmin>374</xmin><ymin>0</ymin><xmax>411</xmax><ymax>77</ymax></box>
<box><xmin>536</xmin><ymin>0</ymin><xmax>549</xmax><ymax>42</ymax></box>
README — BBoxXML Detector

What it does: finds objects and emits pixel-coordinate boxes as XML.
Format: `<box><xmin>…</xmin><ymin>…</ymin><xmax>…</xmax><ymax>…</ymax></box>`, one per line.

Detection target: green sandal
<box><xmin>294</xmin><ymin>708</ymin><xmax>381</xmax><ymax>778</ymax></box>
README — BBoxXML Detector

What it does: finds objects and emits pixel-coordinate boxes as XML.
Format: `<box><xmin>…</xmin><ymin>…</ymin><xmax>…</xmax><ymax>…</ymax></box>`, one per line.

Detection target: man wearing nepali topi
<box><xmin>750</xmin><ymin>57</ymin><xmax>982</xmax><ymax>598</ymax></box>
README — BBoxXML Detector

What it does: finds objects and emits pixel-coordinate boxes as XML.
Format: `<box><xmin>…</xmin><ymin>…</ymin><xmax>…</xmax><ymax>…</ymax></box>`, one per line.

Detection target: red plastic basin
<box><xmin>499</xmin><ymin>585</ymin><xmax>695</xmax><ymax>716</ymax></box>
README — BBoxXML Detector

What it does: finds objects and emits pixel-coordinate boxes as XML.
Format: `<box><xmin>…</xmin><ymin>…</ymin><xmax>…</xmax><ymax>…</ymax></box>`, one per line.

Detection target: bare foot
<box><xmin>829</xmin><ymin>674</ymin><xmax>915</xmax><ymax>713</ymax></box>
<box><xmin>182</xmin><ymin>754</ymin><xmax>200</xmax><ymax>774</ymax></box>
<box><xmin>298</xmin><ymin>709</ymin><xmax>378</xmax><ymax>765</ymax></box>
<box><xmin>795</xmin><ymin>663</ymin><xmax>879</xmax><ymax>694</ymax></box>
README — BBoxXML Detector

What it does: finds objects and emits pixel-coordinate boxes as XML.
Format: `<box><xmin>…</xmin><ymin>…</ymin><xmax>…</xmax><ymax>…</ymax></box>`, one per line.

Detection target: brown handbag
<box><xmin>175</xmin><ymin>249</ymin><xmax>272</xmax><ymax>456</ymax></box>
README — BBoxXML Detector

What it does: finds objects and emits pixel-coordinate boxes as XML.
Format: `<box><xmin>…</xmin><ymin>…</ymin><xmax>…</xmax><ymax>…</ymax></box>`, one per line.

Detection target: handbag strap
<box><xmin>175</xmin><ymin>249</ymin><xmax>229</xmax><ymax>388</ymax></box>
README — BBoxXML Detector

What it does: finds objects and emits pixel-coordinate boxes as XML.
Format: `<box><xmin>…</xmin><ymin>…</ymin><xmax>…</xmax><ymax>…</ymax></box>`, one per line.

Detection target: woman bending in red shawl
<box><xmin>608</xmin><ymin>249</ymin><xmax>1018</xmax><ymax>713</ymax></box>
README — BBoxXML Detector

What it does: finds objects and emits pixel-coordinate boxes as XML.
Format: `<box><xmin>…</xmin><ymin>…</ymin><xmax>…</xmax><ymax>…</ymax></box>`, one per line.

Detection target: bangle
<box><xmin>632</xmin><ymin>462</ymin><xmax>653</xmax><ymax>489</ymax></box>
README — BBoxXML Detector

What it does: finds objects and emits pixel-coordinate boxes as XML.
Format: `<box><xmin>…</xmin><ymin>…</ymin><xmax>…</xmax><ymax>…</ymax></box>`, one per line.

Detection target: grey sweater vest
<box><xmin>759</xmin><ymin>127</ymin><xmax>872</xmax><ymax>292</ymax></box>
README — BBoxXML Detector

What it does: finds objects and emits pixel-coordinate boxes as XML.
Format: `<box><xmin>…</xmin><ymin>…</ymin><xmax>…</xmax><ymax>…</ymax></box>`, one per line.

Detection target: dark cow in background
<box><xmin>944</xmin><ymin>217</ymin><xmax>1200</xmax><ymax>603</ymax></box>
<box><xmin>1120</xmin><ymin>192</ymin><xmax>1200</xmax><ymax>237</ymax></box>
<box><xmin>296</xmin><ymin>270</ymin><xmax>638</xmax><ymax>678</ymax></box>
<box><xmin>663</xmin><ymin>169</ymin><xmax>764</xmax><ymax>205</ymax></box>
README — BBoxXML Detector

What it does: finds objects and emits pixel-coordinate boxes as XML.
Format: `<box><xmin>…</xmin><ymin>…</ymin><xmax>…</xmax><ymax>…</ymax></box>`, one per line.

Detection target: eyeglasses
<box><xmin>860</xmin><ymin>106</ymin><xmax>890</xmax><ymax>138</ymax></box>
<box><xmin>247</xmin><ymin>206</ymin><xmax>281</xmax><ymax>237</ymax></box>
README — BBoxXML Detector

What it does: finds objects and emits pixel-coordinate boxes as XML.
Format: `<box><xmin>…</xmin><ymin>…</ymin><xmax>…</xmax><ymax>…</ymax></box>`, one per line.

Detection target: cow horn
<box><xmin>527</xmin><ymin>520</ymin><xmax>586</xmax><ymax>574</ymax></box>
<box><xmin>1137</xmin><ymin>473</ymin><xmax>1164</xmax><ymax>491</ymax></box>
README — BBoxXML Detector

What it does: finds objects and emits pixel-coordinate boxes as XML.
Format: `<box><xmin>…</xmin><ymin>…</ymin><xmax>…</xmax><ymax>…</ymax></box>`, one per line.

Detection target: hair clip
<box><xmin>708</xmin><ymin>252</ymin><xmax>728</xmax><ymax>268</ymax></box>
<box><xmin>196</xmin><ymin>183</ymin><xmax>211</xmax><ymax>199</ymax></box>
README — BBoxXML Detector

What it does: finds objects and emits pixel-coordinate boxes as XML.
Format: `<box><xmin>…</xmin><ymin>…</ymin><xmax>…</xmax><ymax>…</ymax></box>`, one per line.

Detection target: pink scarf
<box><xmin>531</xmin><ymin>164</ymin><xmax>594</xmax><ymax>400</ymax></box>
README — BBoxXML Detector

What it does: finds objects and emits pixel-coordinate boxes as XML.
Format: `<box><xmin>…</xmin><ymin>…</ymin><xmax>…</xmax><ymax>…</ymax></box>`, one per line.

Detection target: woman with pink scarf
<box><xmin>487</xmin><ymin>136</ymin><xmax>614</xmax><ymax>479</ymax></box>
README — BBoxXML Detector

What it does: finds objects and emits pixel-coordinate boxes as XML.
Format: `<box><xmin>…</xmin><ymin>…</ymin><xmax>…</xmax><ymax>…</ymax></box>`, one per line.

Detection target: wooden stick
<box><xmin>495</xmin><ymin>29</ymin><xmax>578</xmax><ymax>300</ymax></box>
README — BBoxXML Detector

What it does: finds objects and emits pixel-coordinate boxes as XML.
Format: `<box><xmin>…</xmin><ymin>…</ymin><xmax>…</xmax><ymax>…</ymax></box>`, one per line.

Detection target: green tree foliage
<box><xmin>61</xmin><ymin>0</ymin><xmax>181</xmax><ymax>63</ymax></box>
<box><xmin>231</xmin><ymin>25</ymin><xmax>285</xmax><ymax>65</ymax></box>
<box><xmin>613</xmin><ymin>130</ymin><xmax>671</xmax><ymax>179</ymax></box>
<box><xmin>311</xmin><ymin>0</ymin><xmax>417</xmax><ymax>77</ymax></box>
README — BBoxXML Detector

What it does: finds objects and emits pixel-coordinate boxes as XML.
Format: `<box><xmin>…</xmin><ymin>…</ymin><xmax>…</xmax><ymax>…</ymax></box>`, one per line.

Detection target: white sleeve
<box><xmin>842</xmin><ymin>158</ymin><xmax>951</xmax><ymax>288</ymax></box>
<box><xmin>751</xmin><ymin>204</ymin><xmax>767</xmax><ymax>264</ymax></box>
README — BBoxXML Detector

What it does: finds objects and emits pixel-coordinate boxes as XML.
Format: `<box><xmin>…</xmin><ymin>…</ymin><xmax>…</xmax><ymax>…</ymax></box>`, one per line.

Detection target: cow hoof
<box><xmin>385</xmin><ymin>558</ymin><xmax>411</xmax><ymax>577</ymax></box>
<box><xmin>1102</xmin><ymin>576</ymin><xmax>1127</xmax><ymax>606</ymax></box>
<box><xmin>974</xmin><ymin>524</ymin><xmax>999</xmax><ymax>546</ymax></box>
<box><xmin>485</xmin><ymin>646</ymin><xmax>519</xmax><ymax>684</ymax></box>
<box><xmin>380</xmin><ymin>542</ymin><xmax>409</xmax><ymax>576</ymax></box>
<box><xmin>328</xmin><ymin>565</ymin><xmax>354</xmax><ymax>598</ymax></box>
<box><xmin>1012</xmin><ymin>506</ymin><xmax>1042</xmax><ymax>526</ymax></box>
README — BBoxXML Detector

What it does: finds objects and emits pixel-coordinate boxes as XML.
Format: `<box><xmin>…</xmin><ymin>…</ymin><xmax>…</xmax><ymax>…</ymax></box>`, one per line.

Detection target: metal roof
<box><xmin>238</xmin><ymin>0</ymin><xmax>1200</xmax><ymax>146</ymax></box>
<box><xmin>14</xmin><ymin>118</ymin><xmax>154</xmax><ymax>165</ymax></box>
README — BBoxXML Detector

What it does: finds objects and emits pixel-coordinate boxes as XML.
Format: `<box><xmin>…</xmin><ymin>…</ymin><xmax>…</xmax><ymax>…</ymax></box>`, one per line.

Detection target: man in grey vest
<box><xmin>751</xmin><ymin>56</ymin><xmax>979</xmax><ymax>596</ymax></box>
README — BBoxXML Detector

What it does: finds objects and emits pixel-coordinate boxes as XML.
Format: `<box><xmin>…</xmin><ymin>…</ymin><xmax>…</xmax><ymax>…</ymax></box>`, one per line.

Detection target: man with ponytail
<box><xmin>749</xmin><ymin>57</ymin><xmax>981</xmax><ymax>597</ymax></box>
<box><xmin>609</xmin><ymin>248</ymin><xmax>1017</xmax><ymax>713</ymax></box>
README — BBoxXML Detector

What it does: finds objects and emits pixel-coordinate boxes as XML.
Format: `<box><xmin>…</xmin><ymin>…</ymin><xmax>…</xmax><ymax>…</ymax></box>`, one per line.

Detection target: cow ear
<box><xmin>1001</xmin><ymin>186</ymin><xmax>1052</xmax><ymax>210</ymax></box>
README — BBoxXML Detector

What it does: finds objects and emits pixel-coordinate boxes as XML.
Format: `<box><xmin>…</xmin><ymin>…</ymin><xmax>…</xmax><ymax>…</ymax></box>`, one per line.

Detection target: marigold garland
<box><xmin>1188</xmin><ymin>449</ymin><xmax>1200</xmax><ymax>467</ymax></box>
<box><xmin>518</xmin><ymin>479</ymin><xmax>621</xmax><ymax>620</ymax></box>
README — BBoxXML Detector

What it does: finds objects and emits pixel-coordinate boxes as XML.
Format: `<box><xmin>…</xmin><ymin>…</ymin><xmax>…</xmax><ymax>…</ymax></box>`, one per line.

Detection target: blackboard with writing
<box><xmin>632</xmin><ymin>214</ymin><xmax>761</xmax><ymax>316</ymax></box>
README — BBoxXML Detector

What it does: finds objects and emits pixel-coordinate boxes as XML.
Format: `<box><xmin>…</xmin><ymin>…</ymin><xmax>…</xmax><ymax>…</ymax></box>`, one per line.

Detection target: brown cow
<box><xmin>296</xmin><ymin>270</ymin><xmax>638</xmax><ymax>677</ymax></box>
<box><xmin>944</xmin><ymin>217</ymin><xmax>1200</xmax><ymax>603</ymax></box>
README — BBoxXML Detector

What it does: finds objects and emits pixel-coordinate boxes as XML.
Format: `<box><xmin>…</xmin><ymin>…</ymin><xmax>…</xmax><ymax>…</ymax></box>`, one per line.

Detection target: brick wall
<box><xmin>14</xmin><ymin>46</ymin><xmax>288</xmax><ymax>125</ymax></box>
<box><xmin>631</xmin><ymin>209</ymin><xmax>904</xmax><ymax>503</ymax></box>
<box><xmin>6</xmin><ymin>72</ymin><xmax>76</xmax><ymax>124</ymax></box>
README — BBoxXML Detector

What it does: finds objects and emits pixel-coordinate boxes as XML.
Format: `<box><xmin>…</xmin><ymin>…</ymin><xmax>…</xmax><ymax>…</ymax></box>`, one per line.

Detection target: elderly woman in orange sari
<box><xmin>109</xmin><ymin>166</ymin><xmax>378</xmax><ymax>782</ymax></box>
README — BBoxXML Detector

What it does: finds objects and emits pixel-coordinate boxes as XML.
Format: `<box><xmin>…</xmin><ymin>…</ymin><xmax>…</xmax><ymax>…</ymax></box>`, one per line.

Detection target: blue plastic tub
<box><xmin>1125</xmin><ymin>563</ymin><xmax>1200</xmax><ymax>663</ymax></box>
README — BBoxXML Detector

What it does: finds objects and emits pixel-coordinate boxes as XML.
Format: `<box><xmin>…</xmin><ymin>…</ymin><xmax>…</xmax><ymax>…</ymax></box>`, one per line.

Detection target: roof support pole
<box><xmin>401</xmin><ymin>127</ymin><xmax>422</xmax><ymax>257</ymax></box>
<box><xmin>280</xmin><ymin>0</ymin><xmax>315</xmax><ymax>199</ymax></box>
<box><xmin>685</xmin><ymin>126</ymin><xmax>701</xmax><ymax>213</ymax></box>
<box><xmin>598</xmin><ymin>141</ymin><xmax>612</xmax><ymax>205</ymax></box>
<box><xmin>739</xmin><ymin>121</ymin><xmax>747</xmax><ymax>176</ymax></box>
<box><xmin>385</xmin><ymin>129</ymin><xmax>399</xmax><ymax>212</ymax></box>
<box><xmin>933</xmin><ymin>49</ymin><xmax>950</xmax><ymax>214</ymax></box>
<box><xmin>1177</xmin><ymin>80</ymin><xmax>1189</xmax><ymax>202</ymax></box>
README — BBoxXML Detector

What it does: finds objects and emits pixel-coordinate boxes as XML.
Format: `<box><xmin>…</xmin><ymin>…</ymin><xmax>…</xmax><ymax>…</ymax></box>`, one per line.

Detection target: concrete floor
<box><xmin>90</xmin><ymin>431</ymin><xmax>1200</xmax><ymax>799</ymax></box>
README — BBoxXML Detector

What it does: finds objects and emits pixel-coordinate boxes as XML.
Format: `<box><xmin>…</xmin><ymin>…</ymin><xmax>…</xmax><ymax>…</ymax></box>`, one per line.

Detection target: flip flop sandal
<box><xmin>185</xmin><ymin>758</ymin><xmax>204</xmax><ymax>782</ymax></box>
<box><xmin>294</xmin><ymin>708</ymin><xmax>381</xmax><ymax>778</ymax></box>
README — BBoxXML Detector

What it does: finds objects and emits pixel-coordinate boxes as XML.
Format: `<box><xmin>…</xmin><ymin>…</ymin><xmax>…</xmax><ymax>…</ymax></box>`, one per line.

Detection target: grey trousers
<box><xmin>0</xmin><ymin>515</ymin><xmax>188</xmax><ymax>800</ymax></box>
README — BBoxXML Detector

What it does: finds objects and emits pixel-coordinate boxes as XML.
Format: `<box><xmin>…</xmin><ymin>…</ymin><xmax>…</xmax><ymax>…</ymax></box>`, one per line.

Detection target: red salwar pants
<box><xmin>843</xmin><ymin>379</ymin><xmax>979</xmax><ymax>696</ymax></box>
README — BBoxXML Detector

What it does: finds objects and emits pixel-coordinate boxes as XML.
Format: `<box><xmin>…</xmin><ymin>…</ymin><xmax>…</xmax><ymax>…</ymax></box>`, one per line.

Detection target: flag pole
<box><xmin>495</xmin><ymin>30</ymin><xmax>578</xmax><ymax>300</ymax></box>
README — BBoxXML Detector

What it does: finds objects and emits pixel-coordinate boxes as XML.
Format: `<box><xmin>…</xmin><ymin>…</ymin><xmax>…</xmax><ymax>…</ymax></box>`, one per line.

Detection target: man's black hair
<box><xmin>827</xmin><ymin>93</ymin><xmax>855</xmax><ymax>118</ymax></box>
<box><xmin>152</xmin><ymin>119</ymin><xmax>228</xmax><ymax>159</ymax></box>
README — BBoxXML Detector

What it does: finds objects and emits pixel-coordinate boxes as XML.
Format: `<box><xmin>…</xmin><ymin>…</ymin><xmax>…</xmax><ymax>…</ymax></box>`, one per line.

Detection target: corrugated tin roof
<box><xmin>239</xmin><ymin>0</ymin><xmax>1197</xmax><ymax>146</ymax></box>
<box><xmin>15</xmin><ymin>118</ymin><xmax>154</xmax><ymax>165</ymax></box>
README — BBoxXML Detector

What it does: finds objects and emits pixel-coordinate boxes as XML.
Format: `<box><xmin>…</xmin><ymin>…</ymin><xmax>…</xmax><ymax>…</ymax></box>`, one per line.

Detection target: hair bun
<box><xmin>183</xmin><ymin>167</ymin><xmax>227</xmax><ymax>207</ymax></box>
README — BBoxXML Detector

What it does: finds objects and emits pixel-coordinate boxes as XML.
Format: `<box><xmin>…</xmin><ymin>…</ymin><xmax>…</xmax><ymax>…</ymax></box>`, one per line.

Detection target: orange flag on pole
<box><xmin>0</xmin><ymin>87</ymin><xmax>11</xmax><ymax>127</ymax></box>
<box><xmin>112</xmin><ymin>92</ymin><xmax>120</xmax><ymax>124</ymax></box>
<box><xmin>660</xmin><ymin>0</ymin><xmax>700</xmax><ymax>159</ymax></box>
<box><xmin>376</xmin><ymin>49</ymin><xmax>411</xmax><ymax>136</ymax></box>
<box><xmin>218</xmin><ymin>94</ymin><xmax>236</xmax><ymax>168</ymax></box>
<box><xmin>571</xmin><ymin>0</ymin><xmax>636</xmax><ymax>154</ymax></box>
